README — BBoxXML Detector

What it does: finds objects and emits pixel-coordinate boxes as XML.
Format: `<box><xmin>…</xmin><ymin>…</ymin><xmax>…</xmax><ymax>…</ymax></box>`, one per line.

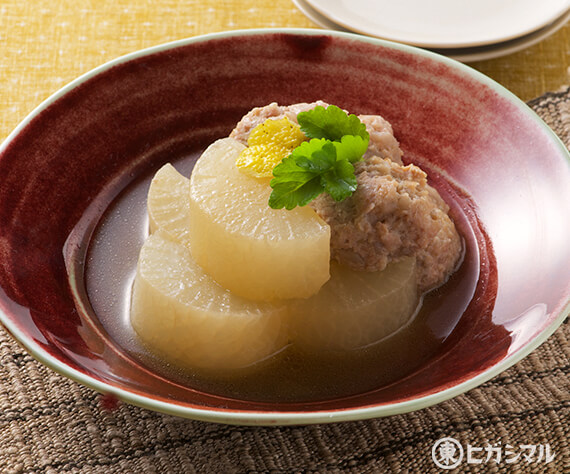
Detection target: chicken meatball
<box><xmin>309</xmin><ymin>155</ymin><xmax>462</xmax><ymax>291</ymax></box>
<box><xmin>231</xmin><ymin>102</ymin><xmax>462</xmax><ymax>291</ymax></box>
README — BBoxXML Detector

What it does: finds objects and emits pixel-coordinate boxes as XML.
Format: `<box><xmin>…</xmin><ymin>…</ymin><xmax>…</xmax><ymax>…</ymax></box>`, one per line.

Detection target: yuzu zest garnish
<box><xmin>235</xmin><ymin>117</ymin><xmax>306</xmax><ymax>178</ymax></box>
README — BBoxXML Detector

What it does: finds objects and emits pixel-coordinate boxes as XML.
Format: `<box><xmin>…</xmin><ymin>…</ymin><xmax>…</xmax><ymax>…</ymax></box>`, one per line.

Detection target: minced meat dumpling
<box><xmin>231</xmin><ymin>102</ymin><xmax>462</xmax><ymax>292</ymax></box>
<box><xmin>309</xmin><ymin>155</ymin><xmax>462</xmax><ymax>292</ymax></box>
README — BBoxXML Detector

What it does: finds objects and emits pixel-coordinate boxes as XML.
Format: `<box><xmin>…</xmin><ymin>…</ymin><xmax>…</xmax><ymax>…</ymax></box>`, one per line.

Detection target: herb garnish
<box><xmin>268</xmin><ymin>105</ymin><xmax>369</xmax><ymax>210</ymax></box>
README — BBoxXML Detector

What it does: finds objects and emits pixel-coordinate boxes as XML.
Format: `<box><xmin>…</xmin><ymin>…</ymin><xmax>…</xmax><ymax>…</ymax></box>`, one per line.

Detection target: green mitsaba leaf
<box><xmin>268</xmin><ymin>105</ymin><xmax>370</xmax><ymax>210</ymax></box>
<box><xmin>322</xmin><ymin>158</ymin><xmax>357</xmax><ymax>202</ymax></box>
<box><xmin>297</xmin><ymin>105</ymin><xmax>369</xmax><ymax>142</ymax></box>
<box><xmin>269</xmin><ymin>139</ymin><xmax>330</xmax><ymax>210</ymax></box>
<box><xmin>268</xmin><ymin>175</ymin><xmax>323</xmax><ymax>210</ymax></box>
<box><xmin>333</xmin><ymin>135</ymin><xmax>369</xmax><ymax>164</ymax></box>
<box><xmin>270</xmin><ymin>137</ymin><xmax>362</xmax><ymax>209</ymax></box>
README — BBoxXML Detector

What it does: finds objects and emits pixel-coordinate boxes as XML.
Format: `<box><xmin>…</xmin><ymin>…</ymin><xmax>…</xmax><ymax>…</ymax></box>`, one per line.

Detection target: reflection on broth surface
<box><xmin>85</xmin><ymin>151</ymin><xmax>481</xmax><ymax>403</ymax></box>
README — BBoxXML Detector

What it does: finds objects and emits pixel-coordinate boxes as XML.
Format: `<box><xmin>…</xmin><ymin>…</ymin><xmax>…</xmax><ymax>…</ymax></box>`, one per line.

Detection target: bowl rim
<box><xmin>1</xmin><ymin>27</ymin><xmax>569</xmax><ymax>426</ymax></box>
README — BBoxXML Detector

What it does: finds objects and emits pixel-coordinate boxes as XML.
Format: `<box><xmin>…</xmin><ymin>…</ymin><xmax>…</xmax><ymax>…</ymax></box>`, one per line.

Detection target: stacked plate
<box><xmin>293</xmin><ymin>0</ymin><xmax>570</xmax><ymax>61</ymax></box>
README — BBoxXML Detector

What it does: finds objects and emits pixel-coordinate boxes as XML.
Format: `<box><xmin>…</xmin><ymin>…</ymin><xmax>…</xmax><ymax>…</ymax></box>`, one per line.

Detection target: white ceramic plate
<box><xmin>436</xmin><ymin>9</ymin><xmax>570</xmax><ymax>62</ymax></box>
<box><xmin>294</xmin><ymin>0</ymin><xmax>570</xmax><ymax>62</ymax></box>
<box><xmin>303</xmin><ymin>0</ymin><xmax>570</xmax><ymax>48</ymax></box>
<box><xmin>293</xmin><ymin>0</ymin><xmax>351</xmax><ymax>32</ymax></box>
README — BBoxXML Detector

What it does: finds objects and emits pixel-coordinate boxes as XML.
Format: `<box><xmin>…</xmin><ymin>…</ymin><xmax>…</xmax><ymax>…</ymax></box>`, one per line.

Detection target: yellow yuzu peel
<box><xmin>235</xmin><ymin>117</ymin><xmax>307</xmax><ymax>178</ymax></box>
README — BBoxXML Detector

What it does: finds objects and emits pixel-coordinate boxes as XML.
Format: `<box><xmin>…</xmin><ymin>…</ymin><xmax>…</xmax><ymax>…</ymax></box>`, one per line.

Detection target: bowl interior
<box><xmin>0</xmin><ymin>30</ymin><xmax>569</xmax><ymax>423</ymax></box>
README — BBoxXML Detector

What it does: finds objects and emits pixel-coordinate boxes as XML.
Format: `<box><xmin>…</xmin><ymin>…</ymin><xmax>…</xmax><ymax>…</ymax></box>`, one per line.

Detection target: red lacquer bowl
<box><xmin>1</xmin><ymin>29</ymin><xmax>569</xmax><ymax>425</ymax></box>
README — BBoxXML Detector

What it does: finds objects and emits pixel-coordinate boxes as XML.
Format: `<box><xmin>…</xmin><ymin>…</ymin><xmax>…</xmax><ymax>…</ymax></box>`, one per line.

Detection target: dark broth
<box><xmin>85</xmin><ymin>153</ymin><xmax>479</xmax><ymax>403</ymax></box>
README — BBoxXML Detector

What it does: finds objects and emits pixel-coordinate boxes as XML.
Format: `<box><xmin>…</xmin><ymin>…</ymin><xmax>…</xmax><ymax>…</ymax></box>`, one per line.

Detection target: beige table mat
<box><xmin>1</xmin><ymin>88</ymin><xmax>569</xmax><ymax>471</ymax></box>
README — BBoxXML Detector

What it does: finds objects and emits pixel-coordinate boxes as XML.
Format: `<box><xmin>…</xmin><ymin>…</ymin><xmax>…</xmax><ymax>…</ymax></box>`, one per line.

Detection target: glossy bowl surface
<box><xmin>1</xmin><ymin>29</ymin><xmax>569</xmax><ymax>425</ymax></box>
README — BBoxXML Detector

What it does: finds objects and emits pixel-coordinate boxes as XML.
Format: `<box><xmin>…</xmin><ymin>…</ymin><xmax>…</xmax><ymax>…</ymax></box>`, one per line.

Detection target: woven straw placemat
<box><xmin>1</xmin><ymin>90</ymin><xmax>569</xmax><ymax>473</ymax></box>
